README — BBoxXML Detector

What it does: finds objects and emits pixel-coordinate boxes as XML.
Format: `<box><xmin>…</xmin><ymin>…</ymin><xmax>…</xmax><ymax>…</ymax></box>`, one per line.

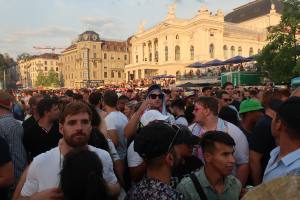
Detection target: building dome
<box><xmin>225</xmin><ymin>0</ymin><xmax>283</xmax><ymax>23</ymax></box>
<box><xmin>78</xmin><ymin>31</ymin><xmax>100</xmax><ymax>42</ymax></box>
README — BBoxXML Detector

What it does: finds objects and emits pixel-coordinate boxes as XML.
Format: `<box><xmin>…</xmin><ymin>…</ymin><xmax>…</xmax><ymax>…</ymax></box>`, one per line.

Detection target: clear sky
<box><xmin>0</xmin><ymin>0</ymin><xmax>252</xmax><ymax>58</ymax></box>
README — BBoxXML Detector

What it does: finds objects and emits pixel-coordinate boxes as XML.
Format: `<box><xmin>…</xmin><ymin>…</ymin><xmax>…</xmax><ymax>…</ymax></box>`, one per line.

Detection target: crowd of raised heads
<box><xmin>0</xmin><ymin>82</ymin><xmax>300</xmax><ymax>200</ymax></box>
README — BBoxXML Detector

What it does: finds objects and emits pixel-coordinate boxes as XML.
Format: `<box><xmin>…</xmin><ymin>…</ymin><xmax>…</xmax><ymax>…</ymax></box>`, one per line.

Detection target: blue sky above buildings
<box><xmin>0</xmin><ymin>0</ymin><xmax>252</xmax><ymax>57</ymax></box>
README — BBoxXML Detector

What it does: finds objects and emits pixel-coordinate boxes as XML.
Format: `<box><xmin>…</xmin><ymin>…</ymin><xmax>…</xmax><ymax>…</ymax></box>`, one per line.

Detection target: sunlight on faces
<box><xmin>204</xmin><ymin>142</ymin><xmax>235</xmax><ymax>176</ymax></box>
<box><xmin>149</xmin><ymin>92</ymin><xmax>163</xmax><ymax>109</ymax></box>
<box><xmin>60</xmin><ymin>112</ymin><xmax>92</xmax><ymax>148</ymax></box>
<box><xmin>220</xmin><ymin>93</ymin><xmax>231</xmax><ymax>107</ymax></box>
<box><xmin>193</xmin><ymin>103</ymin><xmax>209</xmax><ymax>124</ymax></box>
<box><xmin>225</xmin><ymin>85</ymin><xmax>234</xmax><ymax>96</ymax></box>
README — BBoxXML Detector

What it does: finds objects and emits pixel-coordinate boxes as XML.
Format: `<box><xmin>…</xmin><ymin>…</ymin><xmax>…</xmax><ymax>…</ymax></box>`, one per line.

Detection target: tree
<box><xmin>36</xmin><ymin>68</ymin><xmax>60</xmax><ymax>87</ymax></box>
<box><xmin>17</xmin><ymin>53</ymin><xmax>31</xmax><ymax>62</ymax></box>
<box><xmin>256</xmin><ymin>0</ymin><xmax>300</xmax><ymax>83</ymax></box>
<box><xmin>47</xmin><ymin>68</ymin><xmax>60</xmax><ymax>87</ymax></box>
<box><xmin>36</xmin><ymin>71</ymin><xmax>47</xmax><ymax>86</ymax></box>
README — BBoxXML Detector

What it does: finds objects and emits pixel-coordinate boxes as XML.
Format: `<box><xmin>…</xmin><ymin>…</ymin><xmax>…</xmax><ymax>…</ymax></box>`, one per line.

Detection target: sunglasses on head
<box><xmin>150</xmin><ymin>93</ymin><xmax>164</xmax><ymax>100</ymax></box>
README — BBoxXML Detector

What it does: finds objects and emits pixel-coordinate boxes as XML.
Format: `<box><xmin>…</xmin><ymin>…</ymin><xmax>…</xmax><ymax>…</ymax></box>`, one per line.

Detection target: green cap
<box><xmin>239</xmin><ymin>99</ymin><xmax>264</xmax><ymax>114</ymax></box>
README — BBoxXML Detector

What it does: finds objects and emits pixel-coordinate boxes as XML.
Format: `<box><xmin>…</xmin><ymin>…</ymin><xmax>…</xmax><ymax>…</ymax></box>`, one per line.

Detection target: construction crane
<box><xmin>33</xmin><ymin>46</ymin><xmax>66</xmax><ymax>54</ymax></box>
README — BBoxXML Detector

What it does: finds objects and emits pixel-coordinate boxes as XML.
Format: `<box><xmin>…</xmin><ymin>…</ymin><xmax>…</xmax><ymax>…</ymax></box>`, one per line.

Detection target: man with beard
<box><xmin>18</xmin><ymin>102</ymin><xmax>120</xmax><ymax>200</ymax></box>
<box><xmin>126</xmin><ymin>122</ymin><xmax>184</xmax><ymax>200</ymax></box>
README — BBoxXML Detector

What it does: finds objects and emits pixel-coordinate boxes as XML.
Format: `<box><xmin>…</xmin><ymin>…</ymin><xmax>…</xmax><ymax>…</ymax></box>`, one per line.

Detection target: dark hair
<box><xmin>218</xmin><ymin>106</ymin><xmax>240</xmax><ymax>127</ymax></box>
<box><xmin>103</xmin><ymin>90</ymin><xmax>118</xmax><ymax>107</ymax></box>
<box><xmin>171</xmin><ymin>99</ymin><xmax>185</xmax><ymax>110</ymax></box>
<box><xmin>60</xmin><ymin>102</ymin><xmax>92</xmax><ymax>124</ymax></box>
<box><xmin>28</xmin><ymin>94</ymin><xmax>44</xmax><ymax>107</ymax></box>
<box><xmin>87</xmin><ymin>104</ymin><xmax>101</xmax><ymax>127</ymax></box>
<box><xmin>73</xmin><ymin>93</ymin><xmax>83</xmax><ymax>101</ymax></box>
<box><xmin>65</xmin><ymin>90</ymin><xmax>74</xmax><ymax>97</ymax></box>
<box><xmin>222</xmin><ymin>82</ymin><xmax>233</xmax><ymax>89</ymax></box>
<box><xmin>60</xmin><ymin>149</ymin><xmax>108</xmax><ymax>200</ymax></box>
<box><xmin>200</xmin><ymin>131</ymin><xmax>235</xmax><ymax>154</ymax></box>
<box><xmin>216</xmin><ymin>91</ymin><xmax>228</xmax><ymax>99</ymax></box>
<box><xmin>88</xmin><ymin>92</ymin><xmax>102</xmax><ymax>106</ymax></box>
<box><xmin>118</xmin><ymin>95</ymin><xmax>130</xmax><ymax>101</ymax></box>
<box><xmin>202</xmin><ymin>86</ymin><xmax>211</xmax><ymax>93</ymax></box>
<box><xmin>185</xmin><ymin>105</ymin><xmax>195</xmax><ymax>125</ymax></box>
<box><xmin>195</xmin><ymin>96</ymin><xmax>219</xmax><ymax>116</ymax></box>
<box><xmin>261</xmin><ymin>89</ymin><xmax>283</xmax><ymax>109</ymax></box>
<box><xmin>37</xmin><ymin>98</ymin><xmax>58</xmax><ymax>118</ymax></box>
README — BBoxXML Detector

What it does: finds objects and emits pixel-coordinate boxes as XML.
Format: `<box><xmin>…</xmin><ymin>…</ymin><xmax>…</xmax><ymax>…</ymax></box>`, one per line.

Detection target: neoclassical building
<box><xmin>125</xmin><ymin>0</ymin><xmax>282</xmax><ymax>82</ymax></box>
<box><xmin>18</xmin><ymin>53</ymin><xmax>60</xmax><ymax>87</ymax></box>
<box><xmin>59</xmin><ymin>31</ymin><xmax>129</xmax><ymax>88</ymax></box>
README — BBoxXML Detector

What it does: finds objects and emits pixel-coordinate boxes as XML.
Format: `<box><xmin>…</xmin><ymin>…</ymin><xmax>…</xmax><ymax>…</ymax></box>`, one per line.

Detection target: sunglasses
<box><xmin>150</xmin><ymin>93</ymin><xmax>164</xmax><ymax>100</ymax></box>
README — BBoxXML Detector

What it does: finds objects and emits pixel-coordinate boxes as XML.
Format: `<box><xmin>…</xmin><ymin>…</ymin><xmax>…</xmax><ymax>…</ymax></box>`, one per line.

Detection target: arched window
<box><xmin>176</xmin><ymin>34</ymin><xmax>179</xmax><ymax>39</ymax></box>
<box><xmin>238</xmin><ymin>47</ymin><xmax>242</xmax><ymax>56</ymax></box>
<box><xmin>209</xmin><ymin>44</ymin><xmax>215</xmax><ymax>59</ymax></box>
<box><xmin>258</xmin><ymin>49</ymin><xmax>261</xmax><ymax>53</ymax></box>
<box><xmin>135</xmin><ymin>55</ymin><xmax>138</xmax><ymax>63</ymax></box>
<box><xmin>104</xmin><ymin>53</ymin><xmax>107</xmax><ymax>59</ymax></box>
<box><xmin>148</xmin><ymin>42</ymin><xmax>152</xmax><ymax>62</ymax></box>
<box><xmin>165</xmin><ymin>46</ymin><xmax>168</xmax><ymax>61</ymax></box>
<box><xmin>249</xmin><ymin>47</ymin><xmax>254</xmax><ymax>56</ymax></box>
<box><xmin>176</xmin><ymin>71</ymin><xmax>181</xmax><ymax>77</ymax></box>
<box><xmin>175</xmin><ymin>45</ymin><xmax>180</xmax><ymax>61</ymax></box>
<box><xmin>190</xmin><ymin>46</ymin><xmax>194</xmax><ymax>60</ymax></box>
<box><xmin>223</xmin><ymin>45</ymin><xmax>228</xmax><ymax>59</ymax></box>
<box><xmin>231</xmin><ymin>46</ymin><xmax>235</xmax><ymax>57</ymax></box>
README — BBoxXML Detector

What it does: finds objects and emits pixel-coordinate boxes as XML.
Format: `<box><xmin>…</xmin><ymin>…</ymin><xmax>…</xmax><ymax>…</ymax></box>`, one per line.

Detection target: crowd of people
<box><xmin>0</xmin><ymin>82</ymin><xmax>300</xmax><ymax>200</ymax></box>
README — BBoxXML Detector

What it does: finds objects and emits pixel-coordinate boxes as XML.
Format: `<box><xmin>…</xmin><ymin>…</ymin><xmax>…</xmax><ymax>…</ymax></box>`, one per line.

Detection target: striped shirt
<box><xmin>0</xmin><ymin>113</ymin><xmax>27</xmax><ymax>183</ymax></box>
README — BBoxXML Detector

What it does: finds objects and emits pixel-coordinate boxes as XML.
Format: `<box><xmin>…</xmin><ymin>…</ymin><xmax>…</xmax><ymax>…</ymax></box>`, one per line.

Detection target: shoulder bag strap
<box><xmin>189</xmin><ymin>173</ymin><xmax>208</xmax><ymax>200</ymax></box>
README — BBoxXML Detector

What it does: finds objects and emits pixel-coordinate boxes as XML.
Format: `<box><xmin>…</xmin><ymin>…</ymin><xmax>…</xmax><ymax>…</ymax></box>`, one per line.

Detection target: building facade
<box><xmin>125</xmin><ymin>0</ymin><xmax>282</xmax><ymax>82</ymax></box>
<box><xmin>18</xmin><ymin>53</ymin><xmax>59</xmax><ymax>87</ymax></box>
<box><xmin>59</xmin><ymin>31</ymin><xmax>129</xmax><ymax>88</ymax></box>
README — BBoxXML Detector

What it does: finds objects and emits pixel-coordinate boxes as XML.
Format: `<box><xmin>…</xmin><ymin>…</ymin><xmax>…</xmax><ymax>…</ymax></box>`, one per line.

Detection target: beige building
<box><xmin>125</xmin><ymin>0</ymin><xmax>282</xmax><ymax>82</ymax></box>
<box><xmin>59</xmin><ymin>31</ymin><xmax>129</xmax><ymax>88</ymax></box>
<box><xmin>18</xmin><ymin>53</ymin><xmax>60</xmax><ymax>87</ymax></box>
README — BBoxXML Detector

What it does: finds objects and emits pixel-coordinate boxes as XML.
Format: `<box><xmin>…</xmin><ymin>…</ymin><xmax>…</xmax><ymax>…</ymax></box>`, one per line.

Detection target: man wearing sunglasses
<box><xmin>124</xmin><ymin>84</ymin><xmax>175</xmax><ymax>140</ymax></box>
<box><xmin>190</xmin><ymin>96</ymin><xmax>249</xmax><ymax>187</ymax></box>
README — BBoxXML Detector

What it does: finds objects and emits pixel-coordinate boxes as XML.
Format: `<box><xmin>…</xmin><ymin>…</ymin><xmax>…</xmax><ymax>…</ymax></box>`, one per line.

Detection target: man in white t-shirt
<box><xmin>103</xmin><ymin>90</ymin><xmax>128</xmax><ymax>161</ymax></box>
<box><xmin>189</xmin><ymin>96</ymin><xmax>249</xmax><ymax>186</ymax></box>
<box><xmin>18</xmin><ymin>102</ymin><xmax>120</xmax><ymax>200</ymax></box>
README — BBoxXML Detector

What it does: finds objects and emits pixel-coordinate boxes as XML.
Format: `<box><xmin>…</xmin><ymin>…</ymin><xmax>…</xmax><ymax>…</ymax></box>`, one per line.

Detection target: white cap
<box><xmin>140</xmin><ymin>110</ymin><xmax>169</xmax><ymax>126</ymax></box>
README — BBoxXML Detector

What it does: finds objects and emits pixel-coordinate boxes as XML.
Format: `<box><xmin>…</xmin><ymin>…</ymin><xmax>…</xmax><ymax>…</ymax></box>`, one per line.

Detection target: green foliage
<box><xmin>256</xmin><ymin>0</ymin><xmax>300</xmax><ymax>83</ymax></box>
<box><xmin>17</xmin><ymin>53</ymin><xmax>31</xmax><ymax>62</ymax></box>
<box><xmin>36</xmin><ymin>68</ymin><xmax>60</xmax><ymax>87</ymax></box>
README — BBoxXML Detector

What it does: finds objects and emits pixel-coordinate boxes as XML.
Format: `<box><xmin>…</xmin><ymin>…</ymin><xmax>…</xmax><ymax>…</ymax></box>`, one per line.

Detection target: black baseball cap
<box><xmin>134</xmin><ymin>122</ymin><xmax>199</xmax><ymax>160</ymax></box>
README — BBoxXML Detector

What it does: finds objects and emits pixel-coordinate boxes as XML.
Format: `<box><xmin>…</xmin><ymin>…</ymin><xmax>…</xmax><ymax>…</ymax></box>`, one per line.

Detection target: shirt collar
<box><xmin>281</xmin><ymin>148</ymin><xmax>300</xmax><ymax>166</ymax></box>
<box><xmin>200</xmin><ymin>167</ymin><xmax>234</xmax><ymax>190</ymax></box>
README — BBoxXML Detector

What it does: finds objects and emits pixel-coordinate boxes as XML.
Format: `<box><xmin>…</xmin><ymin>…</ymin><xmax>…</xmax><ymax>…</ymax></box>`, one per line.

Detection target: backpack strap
<box><xmin>189</xmin><ymin>173</ymin><xmax>208</xmax><ymax>200</ymax></box>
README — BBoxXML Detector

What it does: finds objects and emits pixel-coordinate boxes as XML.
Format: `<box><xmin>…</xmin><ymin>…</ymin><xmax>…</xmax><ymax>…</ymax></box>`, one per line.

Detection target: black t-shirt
<box><xmin>0</xmin><ymin>136</ymin><xmax>11</xmax><ymax>200</ymax></box>
<box><xmin>22</xmin><ymin>116</ymin><xmax>37</xmax><ymax>131</ymax></box>
<box><xmin>23</xmin><ymin>121</ymin><xmax>62</xmax><ymax>161</ymax></box>
<box><xmin>230</xmin><ymin>100</ymin><xmax>240</xmax><ymax>111</ymax></box>
<box><xmin>249</xmin><ymin>114</ymin><xmax>276</xmax><ymax>174</ymax></box>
